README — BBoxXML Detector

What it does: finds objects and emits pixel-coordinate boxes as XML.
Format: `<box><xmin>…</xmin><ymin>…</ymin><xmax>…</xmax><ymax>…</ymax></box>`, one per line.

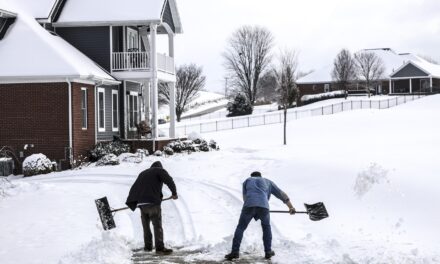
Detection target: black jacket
<box><xmin>126</xmin><ymin>161</ymin><xmax>177</xmax><ymax>211</ymax></box>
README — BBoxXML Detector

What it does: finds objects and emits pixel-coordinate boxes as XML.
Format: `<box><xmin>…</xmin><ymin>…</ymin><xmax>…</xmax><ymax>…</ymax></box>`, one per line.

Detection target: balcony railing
<box><xmin>112</xmin><ymin>52</ymin><xmax>175</xmax><ymax>74</ymax></box>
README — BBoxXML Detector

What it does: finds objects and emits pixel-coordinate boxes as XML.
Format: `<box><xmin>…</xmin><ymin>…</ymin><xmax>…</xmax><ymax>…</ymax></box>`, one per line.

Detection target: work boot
<box><xmin>143</xmin><ymin>246</ymin><xmax>152</xmax><ymax>252</ymax></box>
<box><xmin>224</xmin><ymin>252</ymin><xmax>239</xmax><ymax>260</ymax></box>
<box><xmin>265</xmin><ymin>250</ymin><xmax>275</xmax><ymax>259</ymax></box>
<box><xmin>156</xmin><ymin>247</ymin><xmax>173</xmax><ymax>255</ymax></box>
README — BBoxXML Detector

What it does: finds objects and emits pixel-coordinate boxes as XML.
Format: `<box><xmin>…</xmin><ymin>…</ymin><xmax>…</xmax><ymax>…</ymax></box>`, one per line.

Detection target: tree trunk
<box><xmin>283</xmin><ymin>109</ymin><xmax>287</xmax><ymax>145</ymax></box>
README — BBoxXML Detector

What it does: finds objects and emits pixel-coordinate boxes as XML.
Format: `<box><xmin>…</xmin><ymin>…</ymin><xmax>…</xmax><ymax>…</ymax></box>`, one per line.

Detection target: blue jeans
<box><xmin>231</xmin><ymin>207</ymin><xmax>272</xmax><ymax>253</ymax></box>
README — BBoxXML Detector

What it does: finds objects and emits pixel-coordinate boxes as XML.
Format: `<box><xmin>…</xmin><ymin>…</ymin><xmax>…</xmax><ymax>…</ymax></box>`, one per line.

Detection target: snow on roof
<box><xmin>0</xmin><ymin>0</ymin><xmax>56</xmax><ymax>19</ymax></box>
<box><xmin>0</xmin><ymin>9</ymin><xmax>118</xmax><ymax>84</ymax></box>
<box><xmin>297</xmin><ymin>48</ymin><xmax>429</xmax><ymax>84</ymax></box>
<box><xmin>55</xmin><ymin>0</ymin><xmax>182</xmax><ymax>33</ymax></box>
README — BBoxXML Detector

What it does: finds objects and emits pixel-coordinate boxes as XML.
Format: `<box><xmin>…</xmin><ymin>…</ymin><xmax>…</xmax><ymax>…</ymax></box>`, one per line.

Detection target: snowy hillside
<box><xmin>1</xmin><ymin>95</ymin><xmax>440</xmax><ymax>263</ymax></box>
<box><xmin>158</xmin><ymin>91</ymin><xmax>227</xmax><ymax>120</ymax></box>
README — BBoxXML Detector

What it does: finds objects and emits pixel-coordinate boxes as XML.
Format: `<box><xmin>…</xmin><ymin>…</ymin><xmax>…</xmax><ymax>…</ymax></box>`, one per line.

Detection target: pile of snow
<box><xmin>1</xmin><ymin>95</ymin><xmax>440</xmax><ymax>263</ymax></box>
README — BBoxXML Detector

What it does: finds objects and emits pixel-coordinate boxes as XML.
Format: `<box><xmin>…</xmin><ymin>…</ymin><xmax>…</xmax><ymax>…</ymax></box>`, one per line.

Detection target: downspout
<box><xmin>94</xmin><ymin>85</ymin><xmax>98</xmax><ymax>144</ymax></box>
<box><xmin>66</xmin><ymin>79</ymin><xmax>73</xmax><ymax>165</ymax></box>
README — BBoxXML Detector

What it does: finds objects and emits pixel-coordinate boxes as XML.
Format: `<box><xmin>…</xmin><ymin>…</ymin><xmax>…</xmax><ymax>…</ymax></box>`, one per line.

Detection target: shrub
<box><xmin>118</xmin><ymin>153</ymin><xmax>142</xmax><ymax>164</ymax></box>
<box><xmin>23</xmin><ymin>154</ymin><xmax>54</xmax><ymax>177</ymax></box>
<box><xmin>163</xmin><ymin>147</ymin><xmax>174</xmax><ymax>156</ymax></box>
<box><xmin>165</xmin><ymin>138</ymin><xmax>219</xmax><ymax>154</ymax></box>
<box><xmin>89</xmin><ymin>141</ymin><xmax>130</xmax><ymax>162</ymax></box>
<box><xmin>154</xmin><ymin>150</ymin><xmax>163</xmax><ymax>156</ymax></box>
<box><xmin>96</xmin><ymin>154</ymin><xmax>119</xmax><ymax>166</ymax></box>
<box><xmin>227</xmin><ymin>93</ymin><xmax>253</xmax><ymax>117</ymax></box>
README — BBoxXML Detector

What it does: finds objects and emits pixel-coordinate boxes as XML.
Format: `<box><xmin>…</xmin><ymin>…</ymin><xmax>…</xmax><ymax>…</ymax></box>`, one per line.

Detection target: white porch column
<box><xmin>389</xmin><ymin>79</ymin><xmax>392</xmax><ymax>94</ymax></box>
<box><xmin>143</xmin><ymin>81</ymin><xmax>151</xmax><ymax>123</ymax></box>
<box><xmin>168</xmin><ymin>33</ymin><xmax>174</xmax><ymax>58</ymax></box>
<box><xmin>409</xmin><ymin>78</ymin><xmax>412</xmax><ymax>94</ymax></box>
<box><xmin>430</xmin><ymin>76</ymin><xmax>433</xmax><ymax>93</ymax></box>
<box><xmin>150</xmin><ymin>23</ymin><xmax>159</xmax><ymax>139</ymax></box>
<box><xmin>169</xmin><ymin>82</ymin><xmax>176</xmax><ymax>138</ymax></box>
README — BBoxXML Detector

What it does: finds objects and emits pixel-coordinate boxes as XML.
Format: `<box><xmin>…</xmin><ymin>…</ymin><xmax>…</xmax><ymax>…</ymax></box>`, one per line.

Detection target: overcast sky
<box><xmin>167</xmin><ymin>0</ymin><xmax>440</xmax><ymax>94</ymax></box>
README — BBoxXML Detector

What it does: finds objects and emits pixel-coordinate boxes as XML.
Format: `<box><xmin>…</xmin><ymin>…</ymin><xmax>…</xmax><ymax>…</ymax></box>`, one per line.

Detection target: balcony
<box><xmin>112</xmin><ymin>52</ymin><xmax>175</xmax><ymax>74</ymax></box>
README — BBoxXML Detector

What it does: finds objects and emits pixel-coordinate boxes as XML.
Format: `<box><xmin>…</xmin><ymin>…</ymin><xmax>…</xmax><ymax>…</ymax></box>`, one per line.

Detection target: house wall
<box><xmin>392</xmin><ymin>64</ymin><xmax>429</xmax><ymax>78</ymax></box>
<box><xmin>71</xmin><ymin>83</ymin><xmax>95</xmax><ymax>161</ymax></box>
<box><xmin>0</xmin><ymin>83</ymin><xmax>69</xmax><ymax>166</ymax></box>
<box><xmin>297</xmin><ymin>83</ymin><xmax>335</xmax><ymax>96</ymax></box>
<box><xmin>55</xmin><ymin>26</ymin><xmax>111</xmax><ymax>71</ymax></box>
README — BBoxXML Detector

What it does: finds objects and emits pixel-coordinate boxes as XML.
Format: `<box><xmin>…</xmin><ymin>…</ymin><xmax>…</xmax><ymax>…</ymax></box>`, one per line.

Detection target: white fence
<box><xmin>175</xmin><ymin>95</ymin><xmax>425</xmax><ymax>136</ymax></box>
<box><xmin>157</xmin><ymin>53</ymin><xmax>175</xmax><ymax>74</ymax></box>
<box><xmin>182</xmin><ymin>107</ymin><xmax>275</xmax><ymax>122</ymax></box>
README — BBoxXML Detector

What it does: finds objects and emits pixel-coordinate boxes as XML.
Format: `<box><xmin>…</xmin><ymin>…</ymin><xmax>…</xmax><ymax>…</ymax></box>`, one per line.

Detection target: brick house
<box><xmin>297</xmin><ymin>48</ymin><xmax>440</xmax><ymax>97</ymax></box>
<box><xmin>0</xmin><ymin>0</ymin><xmax>182</xmax><ymax>171</ymax></box>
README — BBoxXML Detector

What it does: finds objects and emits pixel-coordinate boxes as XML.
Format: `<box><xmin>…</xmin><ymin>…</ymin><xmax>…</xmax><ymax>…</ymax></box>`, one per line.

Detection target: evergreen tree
<box><xmin>226</xmin><ymin>93</ymin><xmax>253</xmax><ymax>117</ymax></box>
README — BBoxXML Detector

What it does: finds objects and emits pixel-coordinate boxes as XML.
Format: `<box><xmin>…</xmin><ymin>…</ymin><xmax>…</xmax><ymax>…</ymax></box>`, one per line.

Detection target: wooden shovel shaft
<box><xmin>270</xmin><ymin>210</ymin><xmax>308</xmax><ymax>214</ymax></box>
<box><xmin>110</xmin><ymin>197</ymin><xmax>173</xmax><ymax>213</ymax></box>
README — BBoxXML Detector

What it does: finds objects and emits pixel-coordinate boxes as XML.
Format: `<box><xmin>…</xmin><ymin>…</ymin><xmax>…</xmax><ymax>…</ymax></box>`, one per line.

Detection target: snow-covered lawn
<box><xmin>1</xmin><ymin>95</ymin><xmax>440</xmax><ymax>264</ymax></box>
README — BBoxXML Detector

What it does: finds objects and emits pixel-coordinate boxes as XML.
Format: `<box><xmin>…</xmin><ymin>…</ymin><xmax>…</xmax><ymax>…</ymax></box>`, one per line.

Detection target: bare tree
<box><xmin>354</xmin><ymin>52</ymin><xmax>385</xmax><ymax>97</ymax></box>
<box><xmin>159</xmin><ymin>64</ymin><xmax>206</xmax><ymax>122</ymax></box>
<box><xmin>418</xmin><ymin>54</ymin><xmax>439</xmax><ymax>65</ymax></box>
<box><xmin>223</xmin><ymin>25</ymin><xmax>274</xmax><ymax>105</ymax></box>
<box><xmin>274</xmin><ymin>50</ymin><xmax>300</xmax><ymax>145</ymax></box>
<box><xmin>332</xmin><ymin>49</ymin><xmax>357</xmax><ymax>99</ymax></box>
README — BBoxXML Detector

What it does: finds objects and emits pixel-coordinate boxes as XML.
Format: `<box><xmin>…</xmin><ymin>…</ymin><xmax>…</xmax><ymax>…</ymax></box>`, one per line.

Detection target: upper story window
<box><xmin>324</xmin><ymin>84</ymin><xmax>330</xmax><ymax>93</ymax></box>
<box><xmin>97</xmin><ymin>88</ymin><xmax>105</xmax><ymax>132</ymax></box>
<box><xmin>81</xmin><ymin>88</ymin><xmax>87</xmax><ymax>129</ymax></box>
<box><xmin>127</xmin><ymin>27</ymin><xmax>139</xmax><ymax>51</ymax></box>
<box><xmin>112</xmin><ymin>90</ymin><xmax>119</xmax><ymax>132</ymax></box>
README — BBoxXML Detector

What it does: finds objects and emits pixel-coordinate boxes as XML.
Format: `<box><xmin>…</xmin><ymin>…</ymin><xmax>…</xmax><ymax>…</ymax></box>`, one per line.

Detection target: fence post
<box><xmin>396</xmin><ymin>97</ymin><xmax>398</xmax><ymax>106</ymax></box>
<box><xmin>387</xmin><ymin>99</ymin><xmax>390</xmax><ymax>108</ymax></box>
<box><xmin>370</xmin><ymin>100</ymin><xmax>372</xmax><ymax>109</ymax></box>
<box><xmin>331</xmin><ymin>104</ymin><xmax>334</xmax><ymax>114</ymax></box>
<box><xmin>263</xmin><ymin>114</ymin><xmax>266</xmax><ymax>125</ymax></box>
<box><xmin>295</xmin><ymin>111</ymin><xmax>298</xmax><ymax>120</ymax></box>
<box><xmin>184</xmin><ymin>125</ymin><xmax>187</xmax><ymax>135</ymax></box>
<box><xmin>321</xmin><ymin>106</ymin><xmax>324</xmax><ymax>115</ymax></box>
<box><xmin>216</xmin><ymin>121</ymin><xmax>218</xmax><ymax>131</ymax></box>
<box><xmin>200</xmin><ymin>123</ymin><xmax>202</xmax><ymax>133</ymax></box>
<box><xmin>279</xmin><ymin>113</ymin><xmax>282</xmax><ymax>123</ymax></box>
<box><xmin>247</xmin><ymin>116</ymin><xmax>250</xmax><ymax>127</ymax></box>
<box><xmin>341</xmin><ymin>102</ymin><xmax>344</xmax><ymax>112</ymax></box>
<box><xmin>351</xmin><ymin>101</ymin><xmax>353</xmax><ymax>110</ymax></box>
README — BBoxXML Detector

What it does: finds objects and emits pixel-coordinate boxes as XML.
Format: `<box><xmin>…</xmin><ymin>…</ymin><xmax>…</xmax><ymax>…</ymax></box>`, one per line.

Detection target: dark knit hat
<box><xmin>151</xmin><ymin>161</ymin><xmax>163</xmax><ymax>168</ymax></box>
<box><xmin>250</xmin><ymin>171</ymin><xmax>262</xmax><ymax>177</ymax></box>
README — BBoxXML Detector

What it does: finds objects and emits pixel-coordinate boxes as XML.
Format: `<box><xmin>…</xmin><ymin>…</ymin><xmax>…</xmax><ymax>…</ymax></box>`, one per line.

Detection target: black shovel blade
<box><xmin>304</xmin><ymin>202</ymin><xmax>329</xmax><ymax>221</ymax></box>
<box><xmin>95</xmin><ymin>197</ymin><xmax>116</xmax><ymax>230</ymax></box>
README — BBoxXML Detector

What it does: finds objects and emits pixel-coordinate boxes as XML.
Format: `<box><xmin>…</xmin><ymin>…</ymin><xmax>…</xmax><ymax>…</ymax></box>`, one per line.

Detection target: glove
<box><xmin>289</xmin><ymin>207</ymin><xmax>296</xmax><ymax>215</ymax></box>
<box><xmin>172</xmin><ymin>195</ymin><xmax>179</xmax><ymax>200</ymax></box>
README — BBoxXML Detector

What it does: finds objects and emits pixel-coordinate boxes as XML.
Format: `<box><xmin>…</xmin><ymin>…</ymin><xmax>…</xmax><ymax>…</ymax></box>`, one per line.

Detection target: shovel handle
<box><xmin>110</xmin><ymin>196</ymin><xmax>174</xmax><ymax>213</ymax></box>
<box><xmin>270</xmin><ymin>210</ymin><xmax>308</xmax><ymax>214</ymax></box>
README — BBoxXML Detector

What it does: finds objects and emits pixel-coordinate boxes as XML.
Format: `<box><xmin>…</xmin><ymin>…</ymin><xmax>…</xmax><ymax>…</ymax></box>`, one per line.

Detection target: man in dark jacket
<box><xmin>225</xmin><ymin>171</ymin><xmax>296</xmax><ymax>260</ymax></box>
<box><xmin>126</xmin><ymin>161</ymin><xmax>178</xmax><ymax>254</ymax></box>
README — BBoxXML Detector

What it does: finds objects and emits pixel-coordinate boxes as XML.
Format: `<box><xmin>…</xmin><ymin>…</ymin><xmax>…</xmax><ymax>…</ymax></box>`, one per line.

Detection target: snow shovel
<box><xmin>270</xmin><ymin>202</ymin><xmax>329</xmax><ymax>221</ymax></box>
<box><xmin>95</xmin><ymin>196</ymin><xmax>173</xmax><ymax>230</ymax></box>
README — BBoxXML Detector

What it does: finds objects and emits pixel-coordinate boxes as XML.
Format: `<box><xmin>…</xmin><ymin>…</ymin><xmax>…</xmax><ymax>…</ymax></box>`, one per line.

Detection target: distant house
<box><xmin>297</xmin><ymin>48</ymin><xmax>440</xmax><ymax>96</ymax></box>
<box><xmin>0</xmin><ymin>0</ymin><xmax>182</xmax><ymax>170</ymax></box>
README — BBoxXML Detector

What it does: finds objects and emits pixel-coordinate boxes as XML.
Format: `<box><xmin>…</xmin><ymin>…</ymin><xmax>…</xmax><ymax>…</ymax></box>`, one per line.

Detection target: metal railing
<box><xmin>112</xmin><ymin>52</ymin><xmax>175</xmax><ymax>74</ymax></box>
<box><xmin>174</xmin><ymin>94</ymin><xmax>426</xmax><ymax>136</ymax></box>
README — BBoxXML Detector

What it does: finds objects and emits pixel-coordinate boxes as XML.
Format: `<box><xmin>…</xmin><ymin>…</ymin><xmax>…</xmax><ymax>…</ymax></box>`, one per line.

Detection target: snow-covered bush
<box><xmin>23</xmin><ymin>154</ymin><xmax>54</xmax><ymax>177</ymax></box>
<box><xmin>118</xmin><ymin>153</ymin><xmax>142</xmax><ymax>164</ymax></box>
<box><xmin>163</xmin><ymin>147</ymin><xmax>174</xmax><ymax>156</ymax></box>
<box><xmin>96</xmin><ymin>154</ymin><xmax>119</xmax><ymax>166</ymax></box>
<box><xmin>227</xmin><ymin>93</ymin><xmax>253</xmax><ymax>117</ymax></box>
<box><xmin>301</xmin><ymin>90</ymin><xmax>346</xmax><ymax>105</ymax></box>
<box><xmin>187</xmin><ymin>131</ymin><xmax>203</xmax><ymax>141</ymax></box>
<box><xmin>89</xmin><ymin>141</ymin><xmax>130</xmax><ymax>162</ymax></box>
<box><xmin>154</xmin><ymin>151</ymin><xmax>163</xmax><ymax>156</ymax></box>
<box><xmin>165</xmin><ymin>138</ymin><xmax>219</xmax><ymax>154</ymax></box>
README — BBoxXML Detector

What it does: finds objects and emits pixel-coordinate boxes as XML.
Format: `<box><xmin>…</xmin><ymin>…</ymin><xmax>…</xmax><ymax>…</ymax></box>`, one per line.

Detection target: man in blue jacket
<box><xmin>225</xmin><ymin>171</ymin><xmax>296</xmax><ymax>260</ymax></box>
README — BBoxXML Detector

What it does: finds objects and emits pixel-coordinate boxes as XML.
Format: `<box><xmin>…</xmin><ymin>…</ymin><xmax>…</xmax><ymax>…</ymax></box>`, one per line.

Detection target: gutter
<box><xmin>66</xmin><ymin>79</ymin><xmax>73</xmax><ymax>164</ymax></box>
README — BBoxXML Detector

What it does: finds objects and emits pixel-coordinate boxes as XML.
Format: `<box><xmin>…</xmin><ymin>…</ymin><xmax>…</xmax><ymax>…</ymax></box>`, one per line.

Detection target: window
<box><xmin>81</xmin><ymin>88</ymin><xmax>87</xmax><ymax>129</ymax></box>
<box><xmin>128</xmin><ymin>92</ymin><xmax>139</xmax><ymax>130</ymax></box>
<box><xmin>126</xmin><ymin>27</ymin><xmax>139</xmax><ymax>51</ymax></box>
<box><xmin>112</xmin><ymin>90</ymin><xmax>119</xmax><ymax>132</ymax></box>
<box><xmin>97</xmin><ymin>88</ymin><xmax>105</xmax><ymax>132</ymax></box>
<box><xmin>324</xmin><ymin>84</ymin><xmax>330</xmax><ymax>93</ymax></box>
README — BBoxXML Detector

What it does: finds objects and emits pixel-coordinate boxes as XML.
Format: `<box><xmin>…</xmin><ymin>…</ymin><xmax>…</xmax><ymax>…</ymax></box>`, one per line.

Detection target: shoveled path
<box><xmin>131</xmin><ymin>248</ymin><xmax>273</xmax><ymax>264</ymax></box>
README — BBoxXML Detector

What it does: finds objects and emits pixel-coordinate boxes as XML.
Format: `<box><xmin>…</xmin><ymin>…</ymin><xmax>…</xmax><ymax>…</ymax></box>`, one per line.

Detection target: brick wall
<box><xmin>71</xmin><ymin>83</ymin><xmax>96</xmax><ymax>161</ymax></box>
<box><xmin>0</xmin><ymin>83</ymin><xmax>69</xmax><ymax>165</ymax></box>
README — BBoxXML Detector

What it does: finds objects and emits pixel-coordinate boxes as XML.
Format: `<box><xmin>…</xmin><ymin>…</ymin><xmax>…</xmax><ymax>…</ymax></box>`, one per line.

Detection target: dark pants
<box><xmin>140</xmin><ymin>205</ymin><xmax>164</xmax><ymax>250</ymax></box>
<box><xmin>231</xmin><ymin>207</ymin><xmax>272</xmax><ymax>253</ymax></box>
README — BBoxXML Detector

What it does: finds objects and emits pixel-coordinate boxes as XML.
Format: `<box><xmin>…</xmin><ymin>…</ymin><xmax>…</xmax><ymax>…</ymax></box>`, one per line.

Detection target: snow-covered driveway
<box><xmin>1</xmin><ymin>95</ymin><xmax>440</xmax><ymax>264</ymax></box>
